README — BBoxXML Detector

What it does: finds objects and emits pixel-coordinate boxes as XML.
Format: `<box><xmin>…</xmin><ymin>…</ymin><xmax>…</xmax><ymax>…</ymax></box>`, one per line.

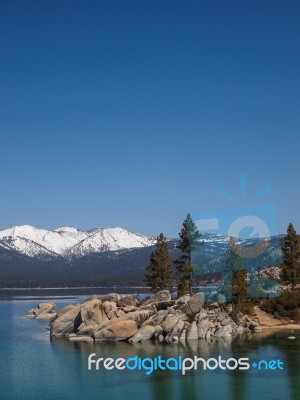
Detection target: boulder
<box><xmin>216</xmin><ymin>312</ymin><xmax>228</xmax><ymax>321</ymax></box>
<box><xmin>35</xmin><ymin>303</ymin><xmax>56</xmax><ymax>316</ymax></box>
<box><xmin>155</xmin><ymin>300</ymin><xmax>176</xmax><ymax>310</ymax></box>
<box><xmin>50</xmin><ymin>305</ymin><xmax>81</xmax><ymax>336</ymax></box>
<box><xmin>26</xmin><ymin>302</ymin><xmax>56</xmax><ymax>319</ymax></box>
<box><xmin>223</xmin><ymin>324</ymin><xmax>233</xmax><ymax>334</ymax></box>
<box><xmin>76</xmin><ymin>298</ymin><xmax>109</xmax><ymax>335</ymax></box>
<box><xmin>186</xmin><ymin>321</ymin><xmax>198</xmax><ymax>340</ymax></box>
<box><xmin>94</xmin><ymin>320</ymin><xmax>138</xmax><ymax>341</ymax></box>
<box><xmin>154</xmin><ymin>325</ymin><xmax>163</xmax><ymax>339</ymax></box>
<box><xmin>129</xmin><ymin>325</ymin><xmax>155</xmax><ymax>343</ymax></box>
<box><xmin>103</xmin><ymin>301</ymin><xmax>117</xmax><ymax>315</ymax></box>
<box><xmin>103</xmin><ymin>301</ymin><xmax>127</xmax><ymax>320</ymax></box>
<box><xmin>141</xmin><ymin>310</ymin><xmax>168</xmax><ymax>327</ymax></box>
<box><xmin>175</xmin><ymin>295</ymin><xmax>191</xmax><ymax>306</ymax></box>
<box><xmin>57</xmin><ymin>304</ymin><xmax>80</xmax><ymax>317</ymax></box>
<box><xmin>180</xmin><ymin>294</ymin><xmax>203</xmax><ymax>318</ymax></box>
<box><xmin>179</xmin><ymin>329</ymin><xmax>186</xmax><ymax>340</ymax></box>
<box><xmin>107</xmin><ymin>309</ymin><xmax>126</xmax><ymax>320</ymax></box>
<box><xmin>180</xmin><ymin>304</ymin><xmax>194</xmax><ymax>318</ymax></box>
<box><xmin>166</xmin><ymin>320</ymin><xmax>184</xmax><ymax>341</ymax></box>
<box><xmin>100</xmin><ymin>293</ymin><xmax>121</xmax><ymax>303</ymax></box>
<box><xmin>122</xmin><ymin>306</ymin><xmax>137</xmax><ymax>313</ymax></box>
<box><xmin>197</xmin><ymin>318</ymin><xmax>211</xmax><ymax>339</ymax></box>
<box><xmin>118</xmin><ymin>295</ymin><xmax>138</xmax><ymax>308</ymax></box>
<box><xmin>36</xmin><ymin>312</ymin><xmax>57</xmax><ymax>320</ymax></box>
<box><xmin>197</xmin><ymin>310</ymin><xmax>208</xmax><ymax>321</ymax></box>
<box><xmin>187</xmin><ymin>294</ymin><xmax>203</xmax><ymax>314</ymax></box>
<box><xmin>142</xmin><ymin>290</ymin><xmax>171</xmax><ymax>306</ymax></box>
<box><xmin>205</xmin><ymin>330</ymin><xmax>211</xmax><ymax>340</ymax></box>
<box><xmin>174</xmin><ymin>311</ymin><xmax>190</xmax><ymax>322</ymax></box>
<box><xmin>125</xmin><ymin>309</ymin><xmax>156</xmax><ymax>327</ymax></box>
<box><xmin>100</xmin><ymin>308</ymin><xmax>155</xmax><ymax>329</ymax></box>
<box><xmin>161</xmin><ymin>317</ymin><xmax>179</xmax><ymax>333</ymax></box>
<box><xmin>214</xmin><ymin>328</ymin><xmax>224</xmax><ymax>338</ymax></box>
<box><xmin>158</xmin><ymin>335</ymin><xmax>164</xmax><ymax>342</ymax></box>
<box><xmin>221</xmin><ymin>318</ymin><xmax>232</xmax><ymax>326</ymax></box>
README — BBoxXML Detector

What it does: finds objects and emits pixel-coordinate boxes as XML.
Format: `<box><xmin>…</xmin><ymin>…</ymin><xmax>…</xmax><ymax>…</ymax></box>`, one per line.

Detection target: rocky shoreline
<box><xmin>26</xmin><ymin>290</ymin><xmax>262</xmax><ymax>343</ymax></box>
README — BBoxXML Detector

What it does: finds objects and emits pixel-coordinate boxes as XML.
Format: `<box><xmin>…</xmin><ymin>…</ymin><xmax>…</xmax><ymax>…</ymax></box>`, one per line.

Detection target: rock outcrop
<box><xmin>26</xmin><ymin>291</ymin><xmax>262</xmax><ymax>343</ymax></box>
<box><xmin>26</xmin><ymin>302</ymin><xmax>57</xmax><ymax>320</ymax></box>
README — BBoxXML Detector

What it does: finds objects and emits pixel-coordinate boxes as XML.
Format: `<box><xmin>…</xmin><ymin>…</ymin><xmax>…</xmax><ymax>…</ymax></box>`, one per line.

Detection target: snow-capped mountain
<box><xmin>68</xmin><ymin>227</ymin><xmax>157</xmax><ymax>257</ymax></box>
<box><xmin>0</xmin><ymin>225</ymin><xmax>284</xmax><ymax>288</ymax></box>
<box><xmin>0</xmin><ymin>225</ymin><xmax>156</xmax><ymax>259</ymax></box>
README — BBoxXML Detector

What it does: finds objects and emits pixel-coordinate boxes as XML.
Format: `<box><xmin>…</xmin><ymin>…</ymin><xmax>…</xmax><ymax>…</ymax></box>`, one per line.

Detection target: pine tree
<box><xmin>175</xmin><ymin>214</ymin><xmax>202</xmax><ymax>296</ymax></box>
<box><xmin>144</xmin><ymin>233</ymin><xmax>173</xmax><ymax>293</ymax></box>
<box><xmin>221</xmin><ymin>237</ymin><xmax>248</xmax><ymax>318</ymax></box>
<box><xmin>281</xmin><ymin>223</ymin><xmax>300</xmax><ymax>289</ymax></box>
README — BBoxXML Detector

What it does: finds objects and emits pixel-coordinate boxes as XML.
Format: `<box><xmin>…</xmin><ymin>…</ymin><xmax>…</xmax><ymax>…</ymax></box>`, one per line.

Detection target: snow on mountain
<box><xmin>68</xmin><ymin>227</ymin><xmax>156</xmax><ymax>257</ymax></box>
<box><xmin>0</xmin><ymin>236</ymin><xmax>60</xmax><ymax>260</ymax></box>
<box><xmin>0</xmin><ymin>225</ymin><xmax>156</xmax><ymax>259</ymax></box>
<box><xmin>0</xmin><ymin>225</ymin><xmax>86</xmax><ymax>257</ymax></box>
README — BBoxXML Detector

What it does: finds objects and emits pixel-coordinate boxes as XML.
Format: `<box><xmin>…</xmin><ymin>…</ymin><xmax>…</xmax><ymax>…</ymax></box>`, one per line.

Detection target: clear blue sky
<box><xmin>0</xmin><ymin>0</ymin><xmax>299</xmax><ymax>237</ymax></box>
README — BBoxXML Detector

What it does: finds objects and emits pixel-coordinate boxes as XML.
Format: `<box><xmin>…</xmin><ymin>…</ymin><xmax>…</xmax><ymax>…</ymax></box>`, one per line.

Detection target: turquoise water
<box><xmin>1</xmin><ymin>294</ymin><xmax>300</xmax><ymax>400</ymax></box>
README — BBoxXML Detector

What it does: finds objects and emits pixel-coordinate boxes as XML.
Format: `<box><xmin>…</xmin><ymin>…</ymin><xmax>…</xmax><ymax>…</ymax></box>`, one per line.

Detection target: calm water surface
<box><xmin>1</xmin><ymin>290</ymin><xmax>300</xmax><ymax>400</ymax></box>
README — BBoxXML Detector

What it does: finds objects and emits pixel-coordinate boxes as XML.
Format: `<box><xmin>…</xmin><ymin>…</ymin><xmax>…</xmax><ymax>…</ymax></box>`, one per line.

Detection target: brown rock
<box><xmin>187</xmin><ymin>295</ymin><xmax>202</xmax><ymax>314</ymax></box>
<box><xmin>161</xmin><ymin>317</ymin><xmax>179</xmax><ymax>333</ymax></box>
<box><xmin>50</xmin><ymin>305</ymin><xmax>81</xmax><ymax>336</ymax></box>
<box><xmin>118</xmin><ymin>295</ymin><xmax>138</xmax><ymax>308</ymax></box>
<box><xmin>100</xmin><ymin>293</ymin><xmax>121</xmax><ymax>303</ymax></box>
<box><xmin>142</xmin><ymin>290</ymin><xmax>171</xmax><ymax>306</ymax></box>
<box><xmin>129</xmin><ymin>325</ymin><xmax>155</xmax><ymax>342</ymax></box>
<box><xmin>35</xmin><ymin>303</ymin><xmax>56</xmax><ymax>316</ymax></box>
<box><xmin>94</xmin><ymin>320</ymin><xmax>138</xmax><ymax>341</ymax></box>
<box><xmin>76</xmin><ymin>298</ymin><xmax>109</xmax><ymax>335</ymax></box>
<box><xmin>186</xmin><ymin>321</ymin><xmax>198</xmax><ymax>340</ymax></box>
<box><xmin>141</xmin><ymin>310</ymin><xmax>168</xmax><ymax>327</ymax></box>
<box><xmin>57</xmin><ymin>304</ymin><xmax>80</xmax><ymax>317</ymax></box>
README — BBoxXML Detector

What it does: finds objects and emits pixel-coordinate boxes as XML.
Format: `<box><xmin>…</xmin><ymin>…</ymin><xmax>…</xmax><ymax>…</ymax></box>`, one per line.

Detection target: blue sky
<box><xmin>0</xmin><ymin>0</ymin><xmax>299</xmax><ymax>237</ymax></box>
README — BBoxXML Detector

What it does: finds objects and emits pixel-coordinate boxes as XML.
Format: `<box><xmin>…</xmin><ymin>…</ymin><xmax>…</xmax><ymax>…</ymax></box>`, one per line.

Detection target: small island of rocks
<box><xmin>26</xmin><ymin>290</ymin><xmax>263</xmax><ymax>343</ymax></box>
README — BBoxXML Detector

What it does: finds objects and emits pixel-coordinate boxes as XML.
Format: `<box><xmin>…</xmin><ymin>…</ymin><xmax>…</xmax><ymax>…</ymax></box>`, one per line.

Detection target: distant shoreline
<box><xmin>0</xmin><ymin>286</ymin><xmax>215</xmax><ymax>291</ymax></box>
<box><xmin>0</xmin><ymin>286</ymin><xmax>152</xmax><ymax>290</ymax></box>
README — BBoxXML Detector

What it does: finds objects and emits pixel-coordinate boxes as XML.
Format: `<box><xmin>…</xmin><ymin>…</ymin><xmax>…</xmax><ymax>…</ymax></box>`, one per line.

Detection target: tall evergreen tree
<box><xmin>221</xmin><ymin>237</ymin><xmax>247</xmax><ymax>319</ymax></box>
<box><xmin>281</xmin><ymin>223</ymin><xmax>300</xmax><ymax>289</ymax></box>
<box><xmin>175</xmin><ymin>214</ymin><xmax>202</xmax><ymax>296</ymax></box>
<box><xmin>144</xmin><ymin>233</ymin><xmax>173</xmax><ymax>293</ymax></box>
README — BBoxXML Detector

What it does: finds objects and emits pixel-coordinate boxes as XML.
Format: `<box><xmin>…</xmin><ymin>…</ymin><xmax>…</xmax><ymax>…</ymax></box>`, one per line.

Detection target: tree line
<box><xmin>144</xmin><ymin>215</ymin><xmax>300</xmax><ymax>318</ymax></box>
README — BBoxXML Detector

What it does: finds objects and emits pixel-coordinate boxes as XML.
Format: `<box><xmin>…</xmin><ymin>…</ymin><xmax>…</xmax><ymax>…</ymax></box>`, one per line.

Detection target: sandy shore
<box><xmin>253</xmin><ymin>306</ymin><xmax>300</xmax><ymax>330</ymax></box>
<box><xmin>260</xmin><ymin>324</ymin><xmax>300</xmax><ymax>330</ymax></box>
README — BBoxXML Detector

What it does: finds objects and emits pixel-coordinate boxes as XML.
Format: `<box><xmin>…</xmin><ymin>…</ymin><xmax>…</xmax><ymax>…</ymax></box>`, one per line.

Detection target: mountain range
<box><xmin>0</xmin><ymin>225</ymin><xmax>156</xmax><ymax>260</ymax></box>
<box><xmin>0</xmin><ymin>225</ymin><xmax>164</xmax><ymax>287</ymax></box>
<box><xmin>0</xmin><ymin>225</ymin><xmax>283</xmax><ymax>288</ymax></box>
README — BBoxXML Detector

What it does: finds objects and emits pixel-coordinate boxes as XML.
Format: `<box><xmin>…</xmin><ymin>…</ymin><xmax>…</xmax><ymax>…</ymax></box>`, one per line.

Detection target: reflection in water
<box><xmin>2</xmin><ymin>299</ymin><xmax>300</xmax><ymax>400</ymax></box>
<box><xmin>49</xmin><ymin>329</ymin><xmax>300</xmax><ymax>400</ymax></box>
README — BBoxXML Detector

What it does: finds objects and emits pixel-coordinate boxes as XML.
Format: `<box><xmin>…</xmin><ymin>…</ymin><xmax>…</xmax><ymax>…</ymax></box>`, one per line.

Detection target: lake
<box><xmin>1</xmin><ymin>290</ymin><xmax>300</xmax><ymax>400</ymax></box>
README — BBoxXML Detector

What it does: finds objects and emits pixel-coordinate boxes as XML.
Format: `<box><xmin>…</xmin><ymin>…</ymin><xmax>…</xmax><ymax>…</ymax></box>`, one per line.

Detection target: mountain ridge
<box><xmin>0</xmin><ymin>225</ymin><xmax>156</xmax><ymax>259</ymax></box>
<box><xmin>0</xmin><ymin>225</ymin><xmax>283</xmax><ymax>288</ymax></box>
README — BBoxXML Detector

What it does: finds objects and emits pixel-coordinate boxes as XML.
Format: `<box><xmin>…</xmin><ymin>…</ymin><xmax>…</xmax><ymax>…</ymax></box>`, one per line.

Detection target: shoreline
<box><xmin>0</xmin><ymin>286</ymin><xmax>152</xmax><ymax>290</ymax></box>
<box><xmin>260</xmin><ymin>324</ymin><xmax>300</xmax><ymax>330</ymax></box>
